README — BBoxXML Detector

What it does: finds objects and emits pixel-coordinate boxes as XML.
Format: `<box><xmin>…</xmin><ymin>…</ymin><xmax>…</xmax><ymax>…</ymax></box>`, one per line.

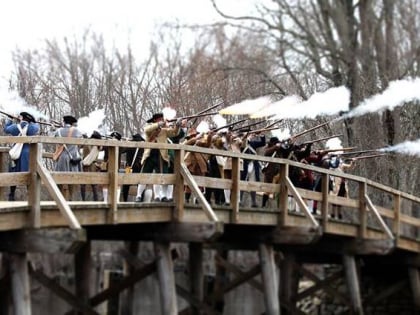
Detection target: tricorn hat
<box><xmin>131</xmin><ymin>133</ymin><xmax>144</xmax><ymax>141</ymax></box>
<box><xmin>110</xmin><ymin>131</ymin><xmax>122</xmax><ymax>140</ymax></box>
<box><xmin>63</xmin><ymin>114</ymin><xmax>78</xmax><ymax>124</ymax></box>
<box><xmin>146</xmin><ymin>112</ymin><xmax>164</xmax><ymax>123</ymax></box>
<box><xmin>90</xmin><ymin>130</ymin><xmax>102</xmax><ymax>139</ymax></box>
<box><xmin>269</xmin><ymin>137</ymin><xmax>279</xmax><ymax>145</ymax></box>
<box><xmin>20</xmin><ymin>112</ymin><xmax>36</xmax><ymax>123</ymax></box>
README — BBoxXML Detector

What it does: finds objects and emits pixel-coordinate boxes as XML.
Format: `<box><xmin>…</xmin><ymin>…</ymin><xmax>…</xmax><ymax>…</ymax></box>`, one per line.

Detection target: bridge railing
<box><xmin>0</xmin><ymin>136</ymin><xmax>419</xmax><ymax>252</ymax></box>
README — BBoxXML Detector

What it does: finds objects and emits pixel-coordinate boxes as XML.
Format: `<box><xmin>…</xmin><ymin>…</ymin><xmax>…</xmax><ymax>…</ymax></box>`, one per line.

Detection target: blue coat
<box><xmin>4</xmin><ymin>119</ymin><xmax>40</xmax><ymax>172</ymax></box>
<box><xmin>241</xmin><ymin>135</ymin><xmax>266</xmax><ymax>182</ymax></box>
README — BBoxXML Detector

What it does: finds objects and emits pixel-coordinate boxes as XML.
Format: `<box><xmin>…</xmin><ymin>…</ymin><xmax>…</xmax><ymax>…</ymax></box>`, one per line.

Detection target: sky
<box><xmin>0</xmin><ymin>0</ymin><xmax>259</xmax><ymax>84</ymax></box>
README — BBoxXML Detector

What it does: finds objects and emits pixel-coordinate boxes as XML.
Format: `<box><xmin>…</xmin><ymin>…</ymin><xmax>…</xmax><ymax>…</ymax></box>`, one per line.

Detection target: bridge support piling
<box><xmin>75</xmin><ymin>241</ymin><xmax>92</xmax><ymax>314</ymax></box>
<box><xmin>343</xmin><ymin>254</ymin><xmax>364</xmax><ymax>315</ymax></box>
<box><xmin>10</xmin><ymin>253</ymin><xmax>31</xmax><ymax>315</ymax></box>
<box><xmin>408</xmin><ymin>267</ymin><xmax>420</xmax><ymax>310</ymax></box>
<box><xmin>280</xmin><ymin>252</ymin><xmax>298</xmax><ymax>314</ymax></box>
<box><xmin>259</xmin><ymin>244</ymin><xmax>280</xmax><ymax>315</ymax></box>
<box><xmin>189</xmin><ymin>242</ymin><xmax>204</xmax><ymax>315</ymax></box>
<box><xmin>155</xmin><ymin>241</ymin><xmax>178</xmax><ymax>315</ymax></box>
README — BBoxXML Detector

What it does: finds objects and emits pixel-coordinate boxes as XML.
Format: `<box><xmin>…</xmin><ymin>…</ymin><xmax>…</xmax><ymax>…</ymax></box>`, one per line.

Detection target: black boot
<box><xmin>262</xmin><ymin>194</ymin><xmax>269</xmax><ymax>208</ymax></box>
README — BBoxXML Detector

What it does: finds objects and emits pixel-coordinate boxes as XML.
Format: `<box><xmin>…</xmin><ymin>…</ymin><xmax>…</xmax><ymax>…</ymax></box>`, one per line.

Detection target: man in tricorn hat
<box><xmin>3</xmin><ymin>111</ymin><xmax>40</xmax><ymax>200</ymax></box>
<box><xmin>122</xmin><ymin>133</ymin><xmax>145</xmax><ymax>201</ymax></box>
<box><xmin>135</xmin><ymin>112</ymin><xmax>182</xmax><ymax>202</ymax></box>
<box><xmin>54</xmin><ymin>114</ymin><xmax>83</xmax><ymax>200</ymax></box>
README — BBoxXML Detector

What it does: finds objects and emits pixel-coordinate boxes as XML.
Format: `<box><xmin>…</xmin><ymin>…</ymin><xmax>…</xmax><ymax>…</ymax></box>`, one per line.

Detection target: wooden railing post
<box><xmin>28</xmin><ymin>143</ymin><xmax>42</xmax><ymax>228</ymax></box>
<box><xmin>173</xmin><ymin>149</ymin><xmax>185</xmax><ymax>221</ymax></box>
<box><xmin>321</xmin><ymin>173</ymin><xmax>329</xmax><ymax>230</ymax></box>
<box><xmin>231</xmin><ymin>157</ymin><xmax>240</xmax><ymax>223</ymax></box>
<box><xmin>279</xmin><ymin>163</ymin><xmax>289</xmax><ymax>226</ymax></box>
<box><xmin>358</xmin><ymin>182</ymin><xmax>367</xmax><ymax>238</ymax></box>
<box><xmin>393</xmin><ymin>193</ymin><xmax>401</xmax><ymax>245</ymax></box>
<box><xmin>107</xmin><ymin>145</ymin><xmax>119</xmax><ymax>224</ymax></box>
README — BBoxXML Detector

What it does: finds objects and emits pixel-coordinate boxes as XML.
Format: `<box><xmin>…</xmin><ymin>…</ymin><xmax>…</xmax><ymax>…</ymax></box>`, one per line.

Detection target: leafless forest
<box><xmin>7</xmin><ymin>0</ymin><xmax>420</xmax><ymax>198</ymax></box>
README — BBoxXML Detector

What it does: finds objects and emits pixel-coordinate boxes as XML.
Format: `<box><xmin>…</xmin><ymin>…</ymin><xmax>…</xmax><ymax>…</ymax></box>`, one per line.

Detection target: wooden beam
<box><xmin>189</xmin><ymin>242</ymin><xmax>204</xmax><ymax>315</ymax></box>
<box><xmin>107</xmin><ymin>146</ymin><xmax>119</xmax><ymax>224</ymax></box>
<box><xmin>321</xmin><ymin>173</ymin><xmax>329</xmax><ymax>229</ymax></box>
<box><xmin>180</xmin><ymin>163</ymin><xmax>219</xmax><ymax>222</ymax></box>
<box><xmin>363</xmin><ymin>279</ymin><xmax>407</xmax><ymax>305</ymax></box>
<box><xmin>10</xmin><ymin>253</ymin><xmax>31</xmax><ymax>315</ymax></box>
<box><xmin>278</xmin><ymin>164</ymin><xmax>289</xmax><ymax>226</ymax></box>
<box><xmin>364</xmin><ymin>194</ymin><xmax>394</xmax><ymax>239</ymax></box>
<box><xmin>358</xmin><ymin>182</ymin><xmax>367</xmax><ymax>238</ymax></box>
<box><xmin>75</xmin><ymin>241</ymin><xmax>92</xmax><ymax>311</ymax></box>
<box><xmin>28</xmin><ymin>264</ymin><xmax>99</xmax><ymax>315</ymax></box>
<box><xmin>285</xmin><ymin>177</ymin><xmax>318</xmax><ymax>227</ymax></box>
<box><xmin>344</xmin><ymin>239</ymin><xmax>395</xmax><ymax>255</ymax></box>
<box><xmin>296</xmin><ymin>271</ymin><xmax>342</xmax><ymax>301</ymax></box>
<box><xmin>294</xmin><ymin>262</ymin><xmax>350</xmax><ymax>306</ymax></box>
<box><xmin>155</xmin><ymin>241</ymin><xmax>178</xmax><ymax>315</ymax></box>
<box><xmin>231</xmin><ymin>157</ymin><xmax>240</xmax><ymax>223</ymax></box>
<box><xmin>36</xmin><ymin>163</ymin><xmax>81</xmax><ymax>229</ymax></box>
<box><xmin>408</xmin><ymin>267</ymin><xmax>420</xmax><ymax>309</ymax></box>
<box><xmin>259</xmin><ymin>243</ymin><xmax>280</xmax><ymax>315</ymax></box>
<box><xmin>269</xmin><ymin>226</ymin><xmax>322</xmax><ymax>244</ymax></box>
<box><xmin>173</xmin><ymin>149</ymin><xmax>185</xmax><ymax>221</ymax></box>
<box><xmin>215</xmin><ymin>254</ymin><xmax>263</xmax><ymax>291</ymax></box>
<box><xmin>28</xmin><ymin>143</ymin><xmax>41</xmax><ymax>228</ymax></box>
<box><xmin>343</xmin><ymin>254</ymin><xmax>364</xmax><ymax>314</ymax></box>
<box><xmin>0</xmin><ymin>228</ymin><xmax>86</xmax><ymax>253</ymax></box>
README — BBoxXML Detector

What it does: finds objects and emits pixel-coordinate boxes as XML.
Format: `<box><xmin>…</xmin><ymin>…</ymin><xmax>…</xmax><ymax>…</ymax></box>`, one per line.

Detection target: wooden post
<box><xmin>259</xmin><ymin>244</ymin><xmax>280</xmax><ymax>315</ymax></box>
<box><xmin>28</xmin><ymin>143</ymin><xmax>42</xmax><ymax>228</ymax></box>
<box><xmin>408</xmin><ymin>267</ymin><xmax>420</xmax><ymax>310</ymax></box>
<box><xmin>279</xmin><ymin>163</ymin><xmax>289</xmax><ymax>226</ymax></box>
<box><xmin>107</xmin><ymin>146</ymin><xmax>119</xmax><ymax>224</ymax></box>
<box><xmin>10</xmin><ymin>253</ymin><xmax>31</xmax><ymax>315</ymax></box>
<box><xmin>0</xmin><ymin>149</ymin><xmax>6</xmax><ymax>199</ymax></box>
<box><xmin>75</xmin><ymin>241</ymin><xmax>92</xmax><ymax>314</ymax></box>
<box><xmin>155</xmin><ymin>241</ymin><xmax>178</xmax><ymax>315</ymax></box>
<box><xmin>358</xmin><ymin>182</ymin><xmax>367</xmax><ymax>238</ymax></box>
<box><xmin>231</xmin><ymin>157</ymin><xmax>240</xmax><ymax>223</ymax></box>
<box><xmin>393</xmin><ymin>193</ymin><xmax>401</xmax><ymax>245</ymax></box>
<box><xmin>173</xmin><ymin>149</ymin><xmax>185</xmax><ymax>221</ymax></box>
<box><xmin>321</xmin><ymin>173</ymin><xmax>329</xmax><ymax>230</ymax></box>
<box><xmin>120</xmin><ymin>241</ymin><xmax>139</xmax><ymax>315</ymax></box>
<box><xmin>280</xmin><ymin>252</ymin><xmax>298</xmax><ymax>314</ymax></box>
<box><xmin>189</xmin><ymin>242</ymin><xmax>204</xmax><ymax>315</ymax></box>
<box><xmin>343</xmin><ymin>255</ymin><xmax>364</xmax><ymax>315</ymax></box>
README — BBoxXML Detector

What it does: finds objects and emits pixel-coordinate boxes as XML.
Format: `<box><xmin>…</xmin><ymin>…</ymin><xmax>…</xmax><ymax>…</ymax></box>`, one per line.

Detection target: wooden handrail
<box><xmin>0</xmin><ymin>136</ymin><xmax>419</xmax><ymax>253</ymax></box>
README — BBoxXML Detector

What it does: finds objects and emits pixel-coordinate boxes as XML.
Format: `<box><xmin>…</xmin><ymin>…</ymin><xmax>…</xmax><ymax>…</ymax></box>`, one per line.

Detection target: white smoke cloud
<box><xmin>0</xmin><ymin>83</ymin><xmax>48</xmax><ymax>120</ymax></box>
<box><xmin>272</xmin><ymin>86</ymin><xmax>350</xmax><ymax>120</ymax></box>
<box><xmin>212</xmin><ymin>114</ymin><xmax>226</xmax><ymax>129</ymax></box>
<box><xmin>163</xmin><ymin>107</ymin><xmax>177</xmax><ymax>120</ymax></box>
<box><xmin>219</xmin><ymin>96</ymin><xmax>273</xmax><ymax>115</ymax></box>
<box><xmin>196</xmin><ymin>121</ymin><xmax>209</xmax><ymax>134</ymax></box>
<box><xmin>325</xmin><ymin>137</ymin><xmax>343</xmax><ymax>150</ymax></box>
<box><xmin>379</xmin><ymin>139</ymin><xmax>420</xmax><ymax>157</ymax></box>
<box><xmin>77</xmin><ymin>109</ymin><xmax>106</xmax><ymax>137</ymax></box>
<box><xmin>345</xmin><ymin>77</ymin><xmax>420</xmax><ymax>118</ymax></box>
<box><xmin>250</xmin><ymin>95</ymin><xmax>301</xmax><ymax>118</ymax></box>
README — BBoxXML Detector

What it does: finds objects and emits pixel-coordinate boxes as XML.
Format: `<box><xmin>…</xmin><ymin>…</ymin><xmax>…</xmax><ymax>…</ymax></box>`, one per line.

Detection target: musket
<box><xmin>338</xmin><ymin>149</ymin><xmax>380</xmax><ymax>156</ymax></box>
<box><xmin>189</xmin><ymin>100</ymin><xmax>224</xmax><ymax>126</ymax></box>
<box><xmin>300</xmin><ymin>134</ymin><xmax>343</xmax><ymax>146</ymax></box>
<box><xmin>241</xmin><ymin>125</ymin><xmax>281</xmax><ymax>136</ymax></box>
<box><xmin>212</xmin><ymin>118</ymin><xmax>248</xmax><ymax>132</ymax></box>
<box><xmin>345</xmin><ymin>153</ymin><xmax>386</xmax><ymax>161</ymax></box>
<box><xmin>37</xmin><ymin>120</ymin><xmax>62</xmax><ymax>128</ymax></box>
<box><xmin>264</xmin><ymin>119</ymin><xmax>283</xmax><ymax>129</ymax></box>
<box><xmin>0</xmin><ymin>110</ymin><xmax>17</xmax><ymax>120</ymax></box>
<box><xmin>231</xmin><ymin>120</ymin><xmax>267</xmax><ymax>132</ymax></box>
<box><xmin>290</xmin><ymin>121</ymin><xmax>330</xmax><ymax>139</ymax></box>
<box><xmin>168</xmin><ymin>111</ymin><xmax>219</xmax><ymax>122</ymax></box>
<box><xmin>320</xmin><ymin>147</ymin><xmax>357</xmax><ymax>154</ymax></box>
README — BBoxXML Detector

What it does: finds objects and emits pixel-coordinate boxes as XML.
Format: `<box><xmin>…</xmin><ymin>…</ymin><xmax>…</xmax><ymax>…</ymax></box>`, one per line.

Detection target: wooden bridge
<box><xmin>0</xmin><ymin>136</ymin><xmax>419</xmax><ymax>315</ymax></box>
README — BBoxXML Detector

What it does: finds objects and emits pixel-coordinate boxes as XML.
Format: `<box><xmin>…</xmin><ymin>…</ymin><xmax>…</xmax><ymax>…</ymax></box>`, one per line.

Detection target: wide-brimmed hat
<box><xmin>63</xmin><ymin>114</ymin><xmax>77</xmax><ymax>124</ymax></box>
<box><xmin>131</xmin><ymin>133</ymin><xmax>144</xmax><ymax>141</ymax></box>
<box><xmin>110</xmin><ymin>131</ymin><xmax>122</xmax><ymax>140</ymax></box>
<box><xmin>90</xmin><ymin>130</ymin><xmax>102</xmax><ymax>139</ymax></box>
<box><xmin>269</xmin><ymin>137</ymin><xmax>279</xmax><ymax>145</ymax></box>
<box><xmin>146</xmin><ymin>112</ymin><xmax>164</xmax><ymax>123</ymax></box>
<box><xmin>20</xmin><ymin>112</ymin><xmax>36</xmax><ymax>123</ymax></box>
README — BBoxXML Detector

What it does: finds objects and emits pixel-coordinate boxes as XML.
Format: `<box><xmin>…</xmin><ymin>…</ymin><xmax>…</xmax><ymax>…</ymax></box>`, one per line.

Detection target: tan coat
<box><xmin>141</xmin><ymin>122</ymin><xmax>180</xmax><ymax>165</ymax></box>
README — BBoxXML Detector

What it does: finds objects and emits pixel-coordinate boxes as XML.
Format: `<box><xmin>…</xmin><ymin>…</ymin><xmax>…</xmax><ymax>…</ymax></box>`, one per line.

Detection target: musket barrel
<box><xmin>339</xmin><ymin>149</ymin><xmax>380</xmax><ymax>156</ymax></box>
<box><xmin>168</xmin><ymin>111</ymin><xmax>218</xmax><ymax>122</ymax></box>
<box><xmin>292</xmin><ymin>121</ymin><xmax>330</xmax><ymax>139</ymax></box>
<box><xmin>212</xmin><ymin>118</ymin><xmax>248</xmax><ymax>132</ymax></box>
<box><xmin>301</xmin><ymin>134</ymin><xmax>343</xmax><ymax>146</ymax></box>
